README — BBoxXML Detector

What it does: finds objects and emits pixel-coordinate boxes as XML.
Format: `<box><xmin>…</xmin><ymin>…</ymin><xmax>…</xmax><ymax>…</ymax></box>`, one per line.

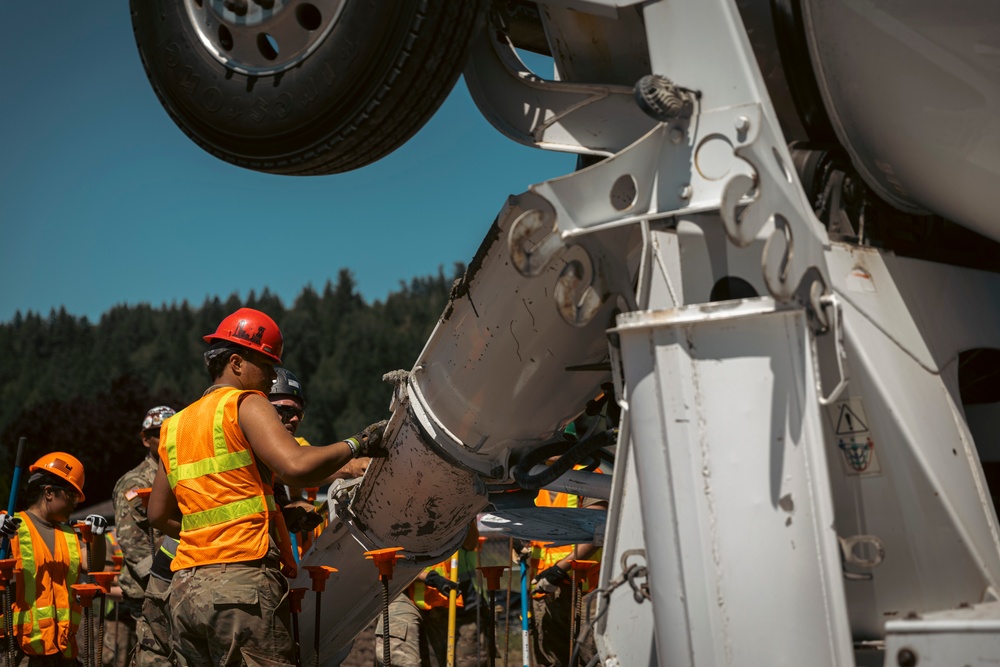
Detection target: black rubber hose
<box><xmin>512</xmin><ymin>430</ymin><xmax>616</xmax><ymax>491</ymax></box>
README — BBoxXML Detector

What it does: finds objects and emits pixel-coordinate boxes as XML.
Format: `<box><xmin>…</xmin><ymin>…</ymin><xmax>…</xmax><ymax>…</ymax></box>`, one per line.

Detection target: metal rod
<box><xmin>97</xmin><ymin>592</ymin><xmax>106</xmax><ymax>667</ymax></box>
<box><xmin>519</xmin><ymin>555</ymin><xmax>530</xmax><ymax>667</ymax></box>
<box><xmin>569</xmin><ymin>569</ymin><xmax>578</xmax><ymax>667</ymax></box>
<box><xmin>84</xmin><ymin>602</ymin><xmax>93</xmax><ymax>667</ymax></box>
<box><xmin>381</xmin><ymin>575</ymin><xmax>392</xmax><ymax>667</ymax></box>
<box><xmin>487</xmin><ymin>590</ymin><xmax>497</xmax><ymax>667</ymax></box>
<box><xmin>3</xmin><ymin>585</ymin><xmax>13</xmax><ymax>667</ymax></box>
<box><xmin>291</xmin><ymin>608</ymin><xmax>301</xmax><ymax>667</ymax></box>
<box><xmin>504</xmin><ymin>539</ymin><xmax>512</xmax><ymax>667</ymax></box>
<box><xmin>313</xmin><ymin>590</ymin><xmax>322</xmax><ymax>667</ymax></box>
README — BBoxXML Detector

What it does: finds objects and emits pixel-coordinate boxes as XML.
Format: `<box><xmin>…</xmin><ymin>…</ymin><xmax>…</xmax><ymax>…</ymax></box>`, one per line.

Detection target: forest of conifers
<box><xmin>0</xmin><ymin>265</ymin><xmax>463</xmax><ymax>507</ymax></box>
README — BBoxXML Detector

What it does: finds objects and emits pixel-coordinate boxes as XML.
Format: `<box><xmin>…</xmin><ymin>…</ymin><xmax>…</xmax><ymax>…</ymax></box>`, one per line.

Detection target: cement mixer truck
<box><xmin>129</xmin><ymin>1</ymin><xmax>1000</xmax><ymax>665</ymax></box>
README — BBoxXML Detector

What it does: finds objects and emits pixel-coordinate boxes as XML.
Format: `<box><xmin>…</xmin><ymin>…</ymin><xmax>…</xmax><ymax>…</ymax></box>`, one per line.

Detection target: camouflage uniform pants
<box><xmin>169</xmin><ymin>562</ymin><xmax>294</xmax><ymax>667</ymax></box>
<box><xmin>374</xmin><ymin>596</ymin><xmax>488</xmax><ymax>667</ymax></box>
<box><xmin>101</xmin><ymin>609</ymin><xmax>136</xmax><ymax>667</ymax></box>
<box><xmin>136</xmin><ymin>575</ymin><xmax>173</xmax><ymax>666</ymax></box>
<box><xmin>374</xmin><ymin>596</ymin><xmax>424</xmax><ymax>667</ymax></box>
<box><xmin>531</xmin><ymin>585</ymin><xmax>596</xmax><ymax>667</ymax></box>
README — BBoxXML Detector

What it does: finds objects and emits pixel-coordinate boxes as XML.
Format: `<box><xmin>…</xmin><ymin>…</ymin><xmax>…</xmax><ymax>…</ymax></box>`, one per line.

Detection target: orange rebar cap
<box><xmin>70</xmin><ymin>583</ymin><xmax>103</xmax><ymax>606</ymax></box>
<box><xmin>289</xmin><ymin>587</ymin><xmax>308</xmax><ymax>614</ymax></box>
<box><xmin>364</xmin><ymin>547</ymin><xmax>405</xmax><ymax>579</ymax></box>
<box><xmin>303</xmin><ymin>565</ymin><xmax>338</xmax><ymax>592</ymax></box>
<box><xmin>90</xmin><ymin>571</ymin><xmax>117</xmax><ymax>594</ymax></box>
<box><xmin>73</xmin><ymin>522</ymin><xmax>93</xmax><ymax>543</ymax></box>
<box><xmin>479</xmin><ymin>566</ymin><xmax>508</xmax><ymax>591</ymax></box>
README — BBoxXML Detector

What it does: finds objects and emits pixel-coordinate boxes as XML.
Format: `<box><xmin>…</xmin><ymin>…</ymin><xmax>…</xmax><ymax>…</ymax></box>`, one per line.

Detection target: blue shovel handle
<box><xmin>1</xmin><ymin>437</ymin><xmax>27</xmax><ymax>559</ymax></box>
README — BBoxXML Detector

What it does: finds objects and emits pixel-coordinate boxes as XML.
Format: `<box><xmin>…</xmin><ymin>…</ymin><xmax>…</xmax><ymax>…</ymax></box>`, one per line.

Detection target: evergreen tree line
<box><xmin>0</xmin><ymin>265</ymin><xmax>464</xmax><ymax>507</ymax></box>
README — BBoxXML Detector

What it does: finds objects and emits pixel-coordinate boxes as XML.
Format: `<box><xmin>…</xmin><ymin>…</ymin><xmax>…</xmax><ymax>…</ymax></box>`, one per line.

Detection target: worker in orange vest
<box><xmin>147</xmin><ymin>308</ymin><xmax>389</xmax><ymax>666</ymax></box>
<box><xmin>0</xmin><ymin>452</ymin><xmax>107</xmax><ymax>666</ymax></box>
<box><xmin>531</xmin><ymin>463</ymin><xmax>606</xmax><ymax>667</ymax></box>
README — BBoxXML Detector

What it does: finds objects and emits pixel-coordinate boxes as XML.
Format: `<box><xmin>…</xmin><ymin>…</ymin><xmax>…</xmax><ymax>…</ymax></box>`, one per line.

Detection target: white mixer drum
<box><xmin>801</xmin><ymin>0</ymin><xmax>1000</xmax><ymax>241</ymax></box>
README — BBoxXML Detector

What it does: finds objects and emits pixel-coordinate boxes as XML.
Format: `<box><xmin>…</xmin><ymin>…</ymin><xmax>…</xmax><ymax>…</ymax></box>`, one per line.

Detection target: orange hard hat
<box><xmin>29</xmin><ymin>452</ymin><xmax>86</xmax><ymax>502</ymax></box>
<box><xmin>204</xmin><ymin>308</ymin><xmax>283</xmax><ymax>363</ymax></box>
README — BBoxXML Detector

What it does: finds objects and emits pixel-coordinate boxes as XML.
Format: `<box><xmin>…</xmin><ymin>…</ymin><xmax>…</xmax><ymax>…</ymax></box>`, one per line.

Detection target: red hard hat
<box><xmin>204</xmin><ymin>308</ymin><xmax>283</xmax><ymax>363</ymax></box>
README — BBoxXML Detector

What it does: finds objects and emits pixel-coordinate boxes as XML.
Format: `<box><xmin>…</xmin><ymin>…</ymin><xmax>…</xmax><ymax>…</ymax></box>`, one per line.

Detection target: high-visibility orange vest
<box><xmin>534</xmin><ymin>469</ymin><xmax>604</xmax><ymax>591</ymax></box>
<box><xmin>409</xmin><ymin>560</ymin><xmax>463</xmax><ymax>611</ymax></box>
<box><xmin>0</xmin><ymin>512</ymin><xmax>83</xmax><ymax>658</ymax></box>
<box><xmin>160</xmin><ymin>387</ymin><xmax>285</xmax><ymax>572</ymax></box>
<box><xmin>534</xmin><ymin>490</ymin><xmax>580</xmax><ymax>572</ymax></box>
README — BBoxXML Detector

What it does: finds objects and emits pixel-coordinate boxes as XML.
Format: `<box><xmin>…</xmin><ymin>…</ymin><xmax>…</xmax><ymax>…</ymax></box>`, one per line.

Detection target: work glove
<box><xmin>0</xmin><ymin>513</ymin><xmax>21</xmax><ymax>538</ymax></box>
<box><xmin>346</xmin><ymin>419</ymin><xmax>389</xmax><ymax>458</ymax></box>
<box><xmin>532</xmin><ymin>564</ymin><xmax>569</xmax><ymax>595</ymax></box>
<box><xmin>282</xmin><ymin>503</ymin><xmax>325</xmax><ymax>534</ymax></box>
<box><xmin>84</xmin><ymin>514</ymin><xmax>109</xmax><ymax>536</ymax></box>
<box><xmin>424</xmin><ymin>570</ymin><xmax>459</xmax><ymax>595</ymax></box>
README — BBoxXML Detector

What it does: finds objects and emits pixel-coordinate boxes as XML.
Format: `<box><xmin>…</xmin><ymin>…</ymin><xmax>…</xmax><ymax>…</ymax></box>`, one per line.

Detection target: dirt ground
<box><xmin>336</xmin><ymin>621</ymin><xmax>377</xmax><ymax>667</ymax></box>
<box><xmin>333</xmin><ymin>609</ymin><xmax>527</xmax><ymax>667</ymax></box>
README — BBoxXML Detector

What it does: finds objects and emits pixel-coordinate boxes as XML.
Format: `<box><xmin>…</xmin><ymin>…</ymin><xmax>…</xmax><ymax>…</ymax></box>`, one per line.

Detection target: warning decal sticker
<box><xmin>826</xmin><ymin>397</ymin><xmax>882</xmax><ymax>476</ymax></box>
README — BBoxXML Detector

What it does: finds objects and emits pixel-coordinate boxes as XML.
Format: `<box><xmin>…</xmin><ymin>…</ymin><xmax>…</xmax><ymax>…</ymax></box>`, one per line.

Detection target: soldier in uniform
<box><xmin>111</xmin><ymin>405</ymin><xmax>176</xmax><ymax>666</ymax></box>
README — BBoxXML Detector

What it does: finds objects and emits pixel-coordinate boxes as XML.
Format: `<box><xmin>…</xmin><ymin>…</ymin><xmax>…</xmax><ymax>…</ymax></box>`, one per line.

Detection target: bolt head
<box><xmin>669</xmin><ymin>128</ymin><xmax>684</xmax><ymax>144</ymax></box>
<box><xmin>897</xmin><ymin>648</ymin><xmax>918</xmax><ymax>667</ymax></box>
<box><xmin>735</xmin><ymin>116</ymin><xmax>750</xmax><ymax>132</ymax></box>
<box><xmin>679</xmin><ymin>185</ymin><xmax>692</xmax><ymax>200</ymax></box>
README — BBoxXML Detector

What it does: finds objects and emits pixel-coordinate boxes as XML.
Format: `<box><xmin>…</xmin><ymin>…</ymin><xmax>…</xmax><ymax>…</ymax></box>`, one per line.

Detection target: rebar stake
<box><xmin>72</xmin><ymin>583</ymin><xmax>102</xmax><ymax>667</ymax></box>
<box><xmin>504</xmin><ymin>539</ymin><xmax>513</xmax><ymax>667</ymax></box>
<box><xmin>303</xmin><ymin>565</ymin><xmax>337</xmax><ymax>667</ymax></box>
<box><xmin>91</xmin><ymin>571</ymin><xmax>117</xmax><ymax>667</ymax></box>
<box><xmin>289</xmin><ymin>587</ymin><xmax>308</xmax><ymax>667</ymax></box>
<box><xmin>567</xmin><ymin>560</ymin><xmax>598</xmax><ymax>667</ymax></box>
<box><xmin>479</xmin><ymin>566</ymin><xmax>508</xmax><ymax>667</ymax></box>
<box><xmin>364</xmin><ymin>547</ymin><xmax>405</xmax><ymax>667</ymax></box>
<box><xmin>0</xmin><ymin>559</ymin><xmax>17</xmax><ymax>667</ymax></box>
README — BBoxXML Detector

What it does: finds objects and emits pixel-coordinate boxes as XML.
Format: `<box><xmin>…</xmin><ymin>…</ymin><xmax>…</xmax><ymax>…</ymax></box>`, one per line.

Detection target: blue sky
<box><xmin>0</xmin><ymin>4</ymin><xmax>573</xmax><ymax>324</ymax></box>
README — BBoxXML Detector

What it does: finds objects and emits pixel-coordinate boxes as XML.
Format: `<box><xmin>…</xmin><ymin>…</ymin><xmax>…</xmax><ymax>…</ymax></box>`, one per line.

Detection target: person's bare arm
<box><xmin>555</xmin><ymin>500</ymin><xmax>607</xmax><ymax>569</ymax></box>
<box><xmin>239</xmin><ymin>393</ymin><xmax>356</xmax><ymax>485</ymax></box>
<box><xmin>148</xmin><ymin>461</ymin><xmax>182</xmax><ymax>538</ymax></box>
<box><xmin>326</xmin><ymin>457</ymin><xmax>370</xmax><ymax>481</ymax></box>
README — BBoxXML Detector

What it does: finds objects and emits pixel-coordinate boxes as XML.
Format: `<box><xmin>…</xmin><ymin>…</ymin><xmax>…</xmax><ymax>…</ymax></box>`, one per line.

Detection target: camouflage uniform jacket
<box><xmin>112</xmin><ymin>455</ymin><xmax>162</xmax><ymax>601</ymax></box>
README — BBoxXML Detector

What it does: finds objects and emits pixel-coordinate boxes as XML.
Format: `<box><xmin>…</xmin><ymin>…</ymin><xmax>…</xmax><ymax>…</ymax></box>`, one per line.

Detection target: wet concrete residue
<box><xmin>523</xmin><ymin>298</ymin><xmax>536</xmax><ymax>331</ymax></box>
<box><xmin>510</xmin><ymin>320</ymin><xmax>522</xmax><ymax>363</ymax></box>
<box><xmin>442</xmin><ymin>220</ymin><xmax>503</xmax><ymax>322</ymax></box>
<box><xmin>389</xmin><ymin>522</ymin><xmax>412</xmax><ymax>536</ymax></box>
<box><xmin>417</xmin><ymin>498</ymin><xmax>442</xmax><ymax>536</ymax></box>
<box><xmin>779</xmin><ymin>493</ymin><xmax>794</xmax><ymax>513</ymax></box>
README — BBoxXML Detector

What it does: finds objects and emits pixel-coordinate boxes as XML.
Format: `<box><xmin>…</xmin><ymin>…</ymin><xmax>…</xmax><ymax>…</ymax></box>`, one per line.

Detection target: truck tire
<box><xmin>129</xmin><ymin>0</ymin><xmax>488</xmax><ymax>175</ymax></box>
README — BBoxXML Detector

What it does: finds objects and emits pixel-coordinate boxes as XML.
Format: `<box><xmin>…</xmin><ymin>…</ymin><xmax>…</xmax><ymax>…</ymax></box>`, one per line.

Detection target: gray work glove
<box><xmin>346</xmin><ymin>419</ymin><xmax>389</xmax><ymax>458</ymax></box>
<box><xmin>282</xmin><ymin>503</ymin><xmax>325</xmax><ymax>534</ymax></box>
<box><xmin>85</xmin><ymin>514</ymin><xmax>109</xmax><ymax>536</ymax></box>
<box><xmin>0</xmin><ymin>513</ymin><xmax>21</xmax><ymax>538</ymax></box>
<box><xmin>532</xmin><ymin>564</ymin><xmax>569</xmax><ymax>595</ymax></box>
<box><xmin>424</xmin><ymin>570</ymin><xmax>459</xmax><ymax>595</ymax></box>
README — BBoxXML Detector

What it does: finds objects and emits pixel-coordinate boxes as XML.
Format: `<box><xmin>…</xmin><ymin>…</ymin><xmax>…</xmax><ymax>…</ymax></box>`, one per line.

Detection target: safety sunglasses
<box><xmin>274</xmin><ymin>404</ymin><xmax>304</xmax><ymax>423</ymax></box>
<box><xmin>49</xmin><ymin>486</ymin><xmax>81</xmax><ymax>503</ymax></box>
